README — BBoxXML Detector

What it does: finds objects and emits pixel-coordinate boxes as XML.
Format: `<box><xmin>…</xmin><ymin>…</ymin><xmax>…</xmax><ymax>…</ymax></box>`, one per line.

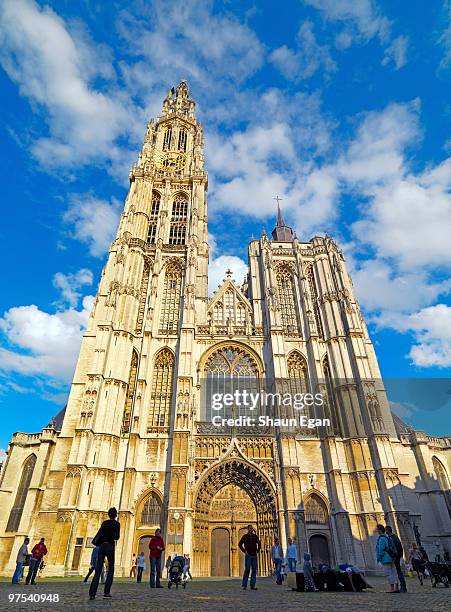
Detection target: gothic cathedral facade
<box><xmin>0</xmin><ymin>82</ymin><xmax>450</xmax><ymax>577</ymax></box>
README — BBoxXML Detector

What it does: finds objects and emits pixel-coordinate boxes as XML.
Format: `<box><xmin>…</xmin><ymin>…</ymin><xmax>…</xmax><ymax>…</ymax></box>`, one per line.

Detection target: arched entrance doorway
<box><xmin>193</xmin><ymin>458</ymin><xmax>277</xmax><ymax>577</ymax></box>
<box><xmin>133</xmin><ymin>490</ymin><xmax>163</xmax><ymax>578</ymax></box>
<box><xmin>209</xmin><ymin>484</ymin><xmax>257</xmax><ymax>576</ymax></box>
<box><xmin>309</xmin><ymin>534</ymin><xmax>331</xmax><ymax>567</ymax></box>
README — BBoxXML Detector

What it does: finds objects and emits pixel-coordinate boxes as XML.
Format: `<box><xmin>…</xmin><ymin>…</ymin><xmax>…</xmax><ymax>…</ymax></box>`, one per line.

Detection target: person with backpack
<box><xmin>375</xmin><ymin>524</ymin><xmax>397</xmax><ymax>592</ymax></box>
<box><xmin>88</xmin><ymin>507</ymin><xmax>120</xmax><ymax>600</ymax></box>
<box><xmin>385</xmin><ymin>526</ymin><xmax>407</xmax><ymax>592</ymax></box>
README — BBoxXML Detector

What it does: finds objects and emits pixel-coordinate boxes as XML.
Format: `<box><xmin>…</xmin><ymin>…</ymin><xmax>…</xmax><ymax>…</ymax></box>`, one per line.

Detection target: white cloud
<box><xmin>0</xmin><ymin>296</ymin><xmax>94</xmax><ymax>382</ymax></box>
<box><xmin>304</xmin><ymin>0</ymin><xmax>408</xmax><ymax>69</ymax></box>
<box><xmin>438</xmin><ymin>0</ymin><xmax>451</xmax><ymax>71</ymax></box>
<box><xmin>208</xmin><ymin>255</ymin><xmax>248</xmax><ymax>296</ymax></box>
<box><xmin>53</xmin><ymin>268</ymin><xmax>93</xmax><ymax>307</ymax></box>
<box><xmin>0</xmin><ymin>0</ymin><xmax>137</xmax><ymax>170</ymax></box>
<box><xmin>63</xmin><ymin>195</ymin><xmax>121</xmax><ymax>257</ymax></box>
<box><xmin>0</xmin><ymin>448</ymin><xmax>6</xmax><ymax>462</ymax></box>
<box><xmin>270</xmin><ymin>21</ymin><xmax>336</xmax><ymax>82</ymax></box>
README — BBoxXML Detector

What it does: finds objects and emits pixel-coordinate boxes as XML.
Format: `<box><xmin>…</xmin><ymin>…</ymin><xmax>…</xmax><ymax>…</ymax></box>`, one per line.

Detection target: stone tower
<box><xmin>0</xmin><ymin>83</ymin><xmax>450</xmax><ymax>578</ymax></box>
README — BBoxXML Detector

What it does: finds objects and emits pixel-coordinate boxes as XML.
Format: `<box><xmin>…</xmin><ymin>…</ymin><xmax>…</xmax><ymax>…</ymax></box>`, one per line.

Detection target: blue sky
<box><xmin>0</xmin><ymin>0</ymin><xmax>450</xmax><ymax>450</ymax></box>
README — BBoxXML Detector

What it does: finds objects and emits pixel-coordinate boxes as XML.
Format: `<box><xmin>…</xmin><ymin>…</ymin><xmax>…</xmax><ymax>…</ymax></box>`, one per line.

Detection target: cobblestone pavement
<box><xmin>0</xmin><ymin>576</ymin><xmax>450</xmax><ymax>612</ymax></box>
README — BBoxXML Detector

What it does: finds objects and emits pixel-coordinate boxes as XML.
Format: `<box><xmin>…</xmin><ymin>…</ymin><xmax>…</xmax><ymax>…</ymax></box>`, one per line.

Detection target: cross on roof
<box><xmin>273</xmin><ymin>195</ymin><xmax>283</xmax><ymax>206</ymax></box>
<box><xmin>225</xmin><ymin>269</ymin><xmax>233</xmax><ymax>279</ymax></box>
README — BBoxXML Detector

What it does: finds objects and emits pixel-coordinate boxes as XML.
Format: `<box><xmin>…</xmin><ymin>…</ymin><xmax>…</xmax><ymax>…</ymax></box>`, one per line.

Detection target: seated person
<box><xmin>336</xmin><ymin>563</ymin><xmax>372</xmax><ymax>591</ymax></box>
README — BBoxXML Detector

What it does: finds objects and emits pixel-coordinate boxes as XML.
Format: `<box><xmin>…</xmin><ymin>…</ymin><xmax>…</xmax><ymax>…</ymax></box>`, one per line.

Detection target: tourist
<box><xmin>12</xmin><ymin>537</ymin><xmax>29</xmax><ymax>584</ymax></box>
<box><xmin>166</xmin><ymin>555</ymin><xmax>172</xmax><ymax>579</ymax></box>
<box><xmin>149</xmin><ymin>528</ymin><xmax>165</xmax><ymax>588</ymax></box>
<box><xmin>408</xmin><ymin>542</ymin><xmax>427</xmax><ymax>586</ymax></box>
<box><xmin>239</xmin><ymin>524</ymin><xmax>261</xmax><ymax>590</ymax></box>
<box><xmin>303</xmin><ymin>553</ymin><xmax>316</xmax><ymax>592</ymax></box>
<box><xmin>285</xmin><ymin>537</ymin><xmax>298</xmax><ymax>572</ymax></box>
<box><xmin>84</xmin><ymin>545</ymin><xmax>104</xmax><ymax>584</ymax></box>
<box><xmin>336</xmin><ymin>563</ymin><xmax>373</xmax><ymax>591</ymax></box>
<box><xmin>136</xmin><ymin>552</ymin><xmax>146</xmax><ymax>583</ymax></box>
<box><xmin>375</xmin><ymin>524</ymin><xmax>397</xmax><ymax>592</ymax></box>
<box><xmin>385</xmin><ymin>526</ymin><xmax>407</xmax><ymax>592</ymax></box>
<box><xmin>25</xmin><ymin>538</ymin><xmax>47</xmax><ymax>585</ymax></box>
<box><xmin>183</xmin><ymin>553</ymin><xmax>192</xmax><ymax>580</ymax></box>
<box><xmin>271</xmin><ymin>536</ymin><xmax>284</xmax><ymax>585</ymax></box>
<box><xmin>130</xmin><ymin>553</ymin><xmax>137</xmax><ymax>578</ymax></box>
<box><xmin>89</xmin><ymin>507</ymin><xmax>120</xmax><ymax>600</ymax></box>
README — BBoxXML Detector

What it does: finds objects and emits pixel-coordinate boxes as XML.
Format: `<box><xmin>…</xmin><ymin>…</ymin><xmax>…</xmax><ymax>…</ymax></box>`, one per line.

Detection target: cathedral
<box><xmin>0</xmin><ymin>82</ymin><xmax>450</xmax><ymax>578</ymax></box>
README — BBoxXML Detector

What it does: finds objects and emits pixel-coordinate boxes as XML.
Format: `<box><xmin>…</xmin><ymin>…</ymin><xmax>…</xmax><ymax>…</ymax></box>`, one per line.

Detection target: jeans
<box><xmin>183</xmin><ymin>566</ymin><xmax>192</xmax><ymax>579</ymax></box>
<box><xmin>287</xmin><ymin>558</ymin><xmax>297</xmax><ymax>572</ymax></box>
<box><xmin>150</xmin><ymin>556</ymin><xmax>162</xmax><ymax>587</ymax></box>
<box><xmin>394</xmin><ymin>557</ymin><xmax>407</xmax><ymax>591</ymax></box>
<box><xmin>26</xmin><ymin>558</ymin><xmax>40</xmax><ymax>584</ymax></box>
<box><xmin>242</xmin><ymin>554</ymin><xmax>258</xmax><ymax>588</ymax></box>
<box><xmin>274</xmin><ymin>558</ymin><xmax>283</xmax><ymax>583</ymax></box>
<box><xmin>137</xmin><ymin>566</ymin><xmax>144</xmax><ymax>583</ymax></box>
<box><xmin>12</xmin><ymin>562</ymin><xmax>23</xmax><ymax>584</ymax></box>
<box><xmin>89</xmin><ymin>542</ymin><xmax>114</xmax><ymax>598</ymax></box>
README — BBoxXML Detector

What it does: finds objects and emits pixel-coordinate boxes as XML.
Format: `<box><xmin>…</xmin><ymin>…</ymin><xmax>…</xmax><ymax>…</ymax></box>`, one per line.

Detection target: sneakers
<box><xmin>103</xmin><ymin>593</ymin><xmax>112</xmax><ymax>598</ymax></box>
<box><xmin>242</xmin><ymin>586</ymin><xmax>247</xmax><ymax>590</ymax></box>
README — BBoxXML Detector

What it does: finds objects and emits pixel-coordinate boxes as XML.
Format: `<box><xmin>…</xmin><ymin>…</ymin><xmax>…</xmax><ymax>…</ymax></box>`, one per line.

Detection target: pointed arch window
<box><xmin>139</xmin><ymin>493</ymin><xmax>163</xmax><ymax>526</ymax></box>
<box><xmin>6</xmin><ymin>454</ymin><xmax>37</xmax><ymax>532</ymax></box>
<box><xmin>169</xmin><ymin>193</ymin><xmax>188</xmax><ymax>245</ymax></box>
<box><xmin>159</xmin><ymin>260</ymin><xmax>183</xmax><ymax>333</ymax></box>
<box><xmin>305</xmin><ymin>494</ymin><xmax>328</xmax><ymax>524</ymax></box>
<box><xmin>323</xmin><ymin>355</ymin><xmax>339</xmax><ymax>434</ymax></box>
<box><xmin>148</xmin><ymin>349</ymin><xmax>174</xmax><ymax>430</ymax></box>
<box><xmin>147</xmin><ymin>191</ymin><xmax>160</xmax><ymax>245</ymax></box>
<box><xmin>178</xmin><ymin>128</ymin><xmax>187</xmax><ymax>152</ymax></box>
<box><xmin>287</xmin><ymin>352</ymin><xmax>309</xmax><ymax>395</ymax></box>
<box><xmin>163</xmin><ymin>127</ymin><xmax>172</xmax><ymax>151</ymax></box>
<box><xmin>432</xmin><ymin>457</ymin><xmax>451</xmax><ymax>518</ymax></box>
<box><xmin>306</xmin><ymin>265</ymin><xmax>324</xmax><ymax>339</ymax></box>
<box><xmin>276</xmin><ymin>265</ymin><xmax>300</xmax><ymax>335</ymax></box>
<box><xmin>122</xmin><ymin>350</ymin><xmax>138</xmax><ymax>434</ymax></box>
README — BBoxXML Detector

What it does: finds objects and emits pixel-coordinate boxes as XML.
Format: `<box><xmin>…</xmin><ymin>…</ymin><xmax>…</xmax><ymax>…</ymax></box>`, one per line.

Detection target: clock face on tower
<box><xmin>158</xmin><ymin>151</ymin><xmax>186</xmax><ymax>173</ymax></box>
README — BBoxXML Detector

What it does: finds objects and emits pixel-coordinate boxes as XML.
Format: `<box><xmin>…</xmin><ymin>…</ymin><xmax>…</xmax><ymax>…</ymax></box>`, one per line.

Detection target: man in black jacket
<box><xmin>385</xmin><ymin>525</ymin><xmax>407</xmax><ymax>592</ymax></box>
<box><xmin>239</xmin><ymin>524</ymin><xmax>261</xmax><ymax>590</ymax></box>
<box><xmin>89</xmin><ymin>507</ymin><xmax>120</xmax><ymax>600</ymax></box>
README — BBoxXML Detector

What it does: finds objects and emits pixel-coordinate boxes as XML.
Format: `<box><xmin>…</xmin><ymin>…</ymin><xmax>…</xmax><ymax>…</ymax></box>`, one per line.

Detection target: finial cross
<box><xmin>274</xmin><ymin>195</ymin><xmax>283</xmax><ymax>206</ymax></box>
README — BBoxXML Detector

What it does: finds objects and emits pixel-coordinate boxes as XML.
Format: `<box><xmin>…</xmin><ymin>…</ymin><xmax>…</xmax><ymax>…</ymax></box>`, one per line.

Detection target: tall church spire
<box><xmin>271</xmin><ymin>198</ymin><xmax>294</xmax><ymax>241</ymax></box>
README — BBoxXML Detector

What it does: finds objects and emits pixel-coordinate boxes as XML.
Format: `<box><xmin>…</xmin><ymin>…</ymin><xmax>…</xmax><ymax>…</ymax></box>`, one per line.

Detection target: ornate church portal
<box><xmin>0</xmin><ymin>82</ymin><xmax>450</xmax><ymax>578</ymax></box>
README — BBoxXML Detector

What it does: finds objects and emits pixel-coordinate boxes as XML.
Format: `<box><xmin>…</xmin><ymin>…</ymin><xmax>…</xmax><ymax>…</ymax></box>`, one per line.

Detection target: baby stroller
<box><xmin>426</xmin><ymin>561</ymin><xmax>450</xmax><ymax>587</ymax></box>
<box><xmin>168</xmin><ymin>555</ymin><xmax>186</xmax><ymax>589</ymax></box>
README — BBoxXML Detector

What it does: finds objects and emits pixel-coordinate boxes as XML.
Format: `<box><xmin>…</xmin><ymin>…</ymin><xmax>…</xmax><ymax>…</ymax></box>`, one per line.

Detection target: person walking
<box><xmin>239</xmin><ymin>524</ymin><xmax>261</xmax><ymax>591</ymax></box>
<box><xmin>375</xmin><ymin>524</ymin><xmax>397</xmax><ymax>592</ymax></box>
<box><xmin>25</xmin><ymin>538</ymin><xmax>47</xmax><ymax>585</ymax></box>
<box><xmin>136</xmin><ymin>552</ymin><xmax>146</xmax><ymax>583</ymax></box>
<box><xmin>183</xmin><ymin>554</ymin><xmax>192</xmax><ymax>580</ymax></box>
<box><xmin>165</xmin><ymin>555</ymin><xmax>172</xmax><ymax>579</ymax></box>
<box><xmin>149</xmin><ymin>528</ymin><xmax>165</xmax><ymax>588</ymax></box>
<box><xmin>89</xmin><ymin>507</ymin><xmax>120</xmax><ymax>600</ymax></box>
<box><xmin>129</xmin><ymin>553</ymin><xmax>137</xmax><ymax>578</ymax></box>
<box><xmin>285</xmin><ymin>537</ymin><xmax>298</xmax><ymax>572</ymax></box>
<box><xmin>408</xmin><ymin>542</ymin><xmax>427</xmax><ymax>585</ymax></box>
<box><xmin>84</xmin><ymin>545</ymin><xmax>104</xmax><ymax>584</ymax></box>
<box><xmin>12</xmin><ymin>537</ymin><xmax>29</xmax><ymax>584</ymax></box>
<box><xmin>303</xmin><ymin>553</ymin><xmax>316</xmax><ymax>591</ymax></box>
<box><xmin>271</xmin><ymin>537</ymin><xmax>284</xmax><ymax>585</ymax></box>
<box><xmin>385</xmin><ymin>526</ymin><xmax>407</xmax><ymax>592</ymax></box>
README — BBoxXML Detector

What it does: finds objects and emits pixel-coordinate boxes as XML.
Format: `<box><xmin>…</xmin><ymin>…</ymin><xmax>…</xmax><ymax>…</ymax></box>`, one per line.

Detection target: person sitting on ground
<box><xmin>337</xmin><ymin>563</ymin><xmax>373</xmax><ymax>591</ymax></box>
<box><xmin>303</xmin><ymin>553</ymin><xmax>316</xmax><ymax>592</ymax></box>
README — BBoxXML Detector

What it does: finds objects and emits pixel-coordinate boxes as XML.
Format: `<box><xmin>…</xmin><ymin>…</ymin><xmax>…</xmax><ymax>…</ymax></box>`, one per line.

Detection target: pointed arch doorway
<box><xmin>193</xmin><ymin>459</ymin><xmax>278</xmax><ymax>577</ymax></box>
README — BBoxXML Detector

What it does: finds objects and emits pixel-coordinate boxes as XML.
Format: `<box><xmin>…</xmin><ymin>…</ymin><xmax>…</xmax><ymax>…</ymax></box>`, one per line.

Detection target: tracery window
<box><xmin>122</xmin><ymin>350</ymin><xmax>138</xmax><ymax>434</ymax></box>
<box><xmin>169</xmin><ymin>193</ymin><xmax>188</xmax><ymax>245</ymax></box>
<box><xmin>323</xmin><ymin>355</ymin><xmax>339</xmax><ymax>434</ymax></box>
<box><xmin>306</xmin><ymin>265</ymin><xmax>324</xmax><ymax>339</ymax></box>
<box><xmin>147</xmin><ymin>191</ymin><xmax>160</xmax><ymax>245</ymax></box>
<box><xmin>433</xmin><ymin>457</ymin><xmax>451</xmax><ymax>518</ymax></box>
<box><xmin>140</xmin><ymin>493</ymin><xmax>162</xmax><ymax>526</ymax></box>
<box><xmin>211</xmin><ymin>290</ymin><xmax>248</xmax><ymax>328</ymax></box>
<box><xmin>159</xmin><ymin>260</ymin><xmax>182</xmax><ymax>332</ymax></box>
<box><xmin>178</xmin><ymin>128</ymin><xmax>187</xmax><ymax>152</ymax></box>
<box><xmin>305</xmin><ymin>494</ymin><xmax>328</xmax><ymax>524</ymax></box>
<box><xmin>203</xmin><ymin>346</ymin><xmax>260</xmax><ymax>421</ymax></box>
<box><xmin>163</xmin><ymin>127</ymin><xmax>172</xmax><ymax>151</ymax></box>
<box><xmin>287</xmin><ymin>352</ymin><xmax>309</xmax><ymax>395</ymax></box>
<box><xmin>6</xmin><ymin>455</ymin><xmax>37</xmax><ymax>532</ymax></box>
<box><xmin>276</xmin><ymin>265</ymin><xmax>300</xmax><ymax>335</ymax></box>
<box><xmin>147</xmin><ymin>349</ymin><xmax>174</xmax><ymax>430</ymax></box>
